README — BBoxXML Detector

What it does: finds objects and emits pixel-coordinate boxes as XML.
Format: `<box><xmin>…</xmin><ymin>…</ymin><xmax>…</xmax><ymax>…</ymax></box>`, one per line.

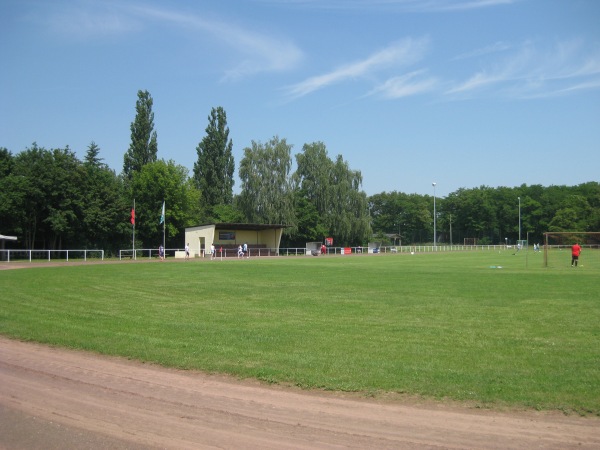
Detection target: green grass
<box><xmin>1</xmin><ymin>250</ymin><xmax>599</xmax><ymax>415</ymax></box>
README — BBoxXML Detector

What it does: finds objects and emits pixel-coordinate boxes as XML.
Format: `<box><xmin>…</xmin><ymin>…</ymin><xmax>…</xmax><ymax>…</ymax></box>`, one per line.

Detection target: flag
<box><xmin>130</xmin><ymin>208</ymin><xmax>135</xmax><ymax>225</ymax></box>
<box><xmin>159</xmin><ymin>201</ymin><xmax>165</xmax><ymax>225</ymax></box>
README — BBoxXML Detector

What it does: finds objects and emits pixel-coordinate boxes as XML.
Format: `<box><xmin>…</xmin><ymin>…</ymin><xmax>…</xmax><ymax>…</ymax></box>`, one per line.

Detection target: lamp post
<box><xmin>432</xmin><ymin>182</ymin><xmax>437</xmax><ymax>250</ymax></box>
<box><xmin>518</xmin><ymin>196</ymin><xmax>521</xmax><ymax>244</ymax></box>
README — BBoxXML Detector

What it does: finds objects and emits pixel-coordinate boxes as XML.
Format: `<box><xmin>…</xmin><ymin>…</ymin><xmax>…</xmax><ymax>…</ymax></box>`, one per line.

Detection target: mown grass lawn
<box><xmin>1</xmin><ymin>250</ymin><xmax>598</xmax><ymax>415</ymax></box>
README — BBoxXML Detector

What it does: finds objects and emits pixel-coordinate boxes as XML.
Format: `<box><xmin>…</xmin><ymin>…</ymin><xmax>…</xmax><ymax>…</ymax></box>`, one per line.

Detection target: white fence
<box><xmin>0</xmin><ymin>249</ymin><xmax>104</xmax><ymax>263</ymax></box>
<box><xmin>1</xmin><ymin>244</ymin><xmax>523</xmax><ymax>264</ymax></box>
<box><xmin>118</xmin><ymin>247</ymin><xmax>300</xmax><ymax>259</ymax></box>
<box><xmin>118</xmin><ymin>244</ymin><xmax>513</xmax><ymax>259</ymax></box>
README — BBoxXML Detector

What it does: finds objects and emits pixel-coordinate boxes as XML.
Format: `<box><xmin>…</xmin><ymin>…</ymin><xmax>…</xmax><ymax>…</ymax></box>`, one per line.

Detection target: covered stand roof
<box><xmin>209</xmin><ymin>223</ymin><xmax>287</xmax><ymax>231</ymax></box>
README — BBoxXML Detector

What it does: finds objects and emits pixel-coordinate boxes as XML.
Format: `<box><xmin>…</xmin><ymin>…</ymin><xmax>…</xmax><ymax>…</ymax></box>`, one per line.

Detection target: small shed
<box><xmin>184</xmin><ymin>223</ymin><xmax>286</xmax><ymax>257</ymax></box>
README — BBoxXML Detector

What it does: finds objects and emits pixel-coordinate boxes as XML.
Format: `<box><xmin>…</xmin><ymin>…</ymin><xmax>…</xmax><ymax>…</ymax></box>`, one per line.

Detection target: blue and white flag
<box><xmin>159</xmin><ymin>201</ymin><xmax>165</xmax><ymax>225</ymax></box>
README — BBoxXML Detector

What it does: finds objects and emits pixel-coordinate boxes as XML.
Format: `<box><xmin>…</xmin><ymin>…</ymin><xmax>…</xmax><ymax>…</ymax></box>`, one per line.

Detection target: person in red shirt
<box><xmin>571</xmin><ymin>243</ymin><xmax>582</xmax><ymax>267</ymax></box>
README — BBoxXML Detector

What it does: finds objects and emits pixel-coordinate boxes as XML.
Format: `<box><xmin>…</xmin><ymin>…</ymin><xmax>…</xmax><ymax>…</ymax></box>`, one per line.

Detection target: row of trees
<box><xmin>1</xmin><ymin>90</ymin><xmax>598</xmax><ymax>254</ymax></box>
<box><xmin>370</xmin><ymin>183</ymin><xmax>600</xmax><ymax>246</ymax></box>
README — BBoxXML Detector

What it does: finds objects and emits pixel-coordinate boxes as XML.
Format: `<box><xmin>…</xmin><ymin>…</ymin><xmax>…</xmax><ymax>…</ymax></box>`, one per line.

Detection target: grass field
<box><xmin>1</xmin><ymin>250</ymin><xmax>599</xmax><ymax>415</ymax></box>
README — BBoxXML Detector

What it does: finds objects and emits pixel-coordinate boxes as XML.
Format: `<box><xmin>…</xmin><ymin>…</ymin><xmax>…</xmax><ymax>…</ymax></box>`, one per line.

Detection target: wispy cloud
<box><xmin>367</xmin><ymin>70</ymin><xmax>438</xmax><ymax>99</ymax></box>
<box><xmin>284</xmin><ymin>37</ymin><xmax>429</xmax><ymax>100</ymax></box>
<box><xmin>46</xmin><ymin>4</ymin><xmax>141</xmax><ymax>37</ymax></box>
<box><xmin>46</xmin><ymin>3</ymin><xmax>303</xmax><ymax>80</ymax></box>
<box><xmin>130</xmin><ymin>5</ymin><xmax>303</xmax><ymax>80</ymax></box>
<box><xmin>446</xmin><ymin>39</ymin><xmax>600</xmax><ymax>99</ymax></box>
<box><xmin>420</xmin><ymin>0</ymin><xmax>518</xmax><ymax>12</ymax></box>
<box><xmin>452</xmin><ymin>41</ymin><xmax>511</xmax><ymax>60</ymax></box>
<box><xmin>257</xmin><ymin>0</ymin><xmax>519</xmax><ymax>13</ymax></box>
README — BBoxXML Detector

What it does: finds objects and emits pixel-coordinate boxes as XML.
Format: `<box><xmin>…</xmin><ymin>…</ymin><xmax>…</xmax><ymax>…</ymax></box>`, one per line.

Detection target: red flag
<box><xmin>130</xmin><ymin>208</ymin><xmax>135</xmax><ymax>225</ymax></box>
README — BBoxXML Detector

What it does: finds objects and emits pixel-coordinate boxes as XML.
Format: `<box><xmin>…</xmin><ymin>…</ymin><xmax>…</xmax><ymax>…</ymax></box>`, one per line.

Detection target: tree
<box><xmin>294</xmin><ymin>142</ymin><xmax>332</xmax><ymax>216</ymax></box>
<box><xmin>284</xmin><ymin>190</ymin><xmax>327</xmax><ymax>246</ymax></box>
<box><xmin>238</xmin><ymin>136</ymin><xmax>295</xmax><ymax>225</ymax></box>
<box><xmin>130</xmin><ymin>160</ymin><xmax>200</xmax><ymax>248</ymax></box>
<box><xmin>193</xmin><ymin>107</ymin><xmax>235</xmax><ymax>220</ymax></box>
<box><xmin>293</xmin><ymin>143</ymin><xmax>370</xmax><ymax>245</ymax></box>
<box><xmin>44</xmin><ymin>147</ymin><xmax>86</xmax><ymax>249</ymax></box>
<box><xmin>368</xmin><ymin>191</ymin><xmax>416</xmax><ymax>243</ymax></box>
<box><xmin>7</xmin><ymin>144</ymin><xmax>85</xmax><ymax>249</ymax></box>
<box><xmin>327</xmin><ymin>155</ymin><xmax>370</xmax><ymax>245</ymax></box>
<box><xmin>0</xmin><ymin>148</ymin><xmax>19</xmax><ymax>238</ymax></box>
<box><xmin>123</xmin><ymin>90</ymin><xmax>158</xmax><ymax>180</ymax></box>
<box><xmin>84</xmin><ymin>141</ymin><xmax>104</xmax><ymax>167</ymax></box>
<box><xmin>82</xmin><ymin>142</ymin><xmax>129</xmax><ymax>253</ymax></box>
<box><xmin>0</xmin><ymin>147</ymin><xmax>13</xmax><ymax>177</ymax></box>
<box><xmin>291</xmin><ymin>142</ymin><xmax>332</xmax><ymax>244</ymax></box>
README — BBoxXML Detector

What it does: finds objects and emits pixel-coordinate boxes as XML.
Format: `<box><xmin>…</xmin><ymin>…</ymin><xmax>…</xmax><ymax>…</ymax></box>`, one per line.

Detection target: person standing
<box><xmin>243</xmin><ymin>242</ymin><xmax>248</xmax><ymax>258</ymax></box>
<box><xmin>571</xmin><ymin>242</ymin><xmax>582</xmax><ymax>267</ymax></box>
<box><xmin>159</xmin><ymin>245</ymin><xmax>164</xmax><ymax>261</ymax></box>
<box><xmin>185</xmin><ymin>243</ymin><xmax>190</xmax><ymax>260</ymax></box>
<box><xmin>210</xmin><ymin>243</ymin><xmax>215</xmax><ymax>260</ymax></box>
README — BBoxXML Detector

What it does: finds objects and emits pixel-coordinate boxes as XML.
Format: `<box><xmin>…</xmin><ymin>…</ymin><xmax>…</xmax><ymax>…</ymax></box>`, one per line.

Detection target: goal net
<box><xmin>543</xmin><ymin>232</ymin><xmax>600</xmax><ymax>268</ymax></box>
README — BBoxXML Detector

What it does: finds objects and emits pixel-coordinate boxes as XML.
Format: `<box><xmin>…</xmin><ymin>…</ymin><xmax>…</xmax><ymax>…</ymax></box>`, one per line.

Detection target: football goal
<box><xmin>543</xmin><ymin>232</ymin><xmax>600</xmax><ymax>268</ymax></box>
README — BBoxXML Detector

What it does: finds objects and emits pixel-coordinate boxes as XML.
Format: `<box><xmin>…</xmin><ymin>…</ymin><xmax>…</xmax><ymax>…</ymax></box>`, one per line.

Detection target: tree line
<box><xmin>1</xmin><ymin>90</ymin><xmax>598</xmax><ymax>254</ymax></box>
<box><xmin>370</xmin><ymin>183</ymin><xmax>599</xmax><ymax>247</ymax></box>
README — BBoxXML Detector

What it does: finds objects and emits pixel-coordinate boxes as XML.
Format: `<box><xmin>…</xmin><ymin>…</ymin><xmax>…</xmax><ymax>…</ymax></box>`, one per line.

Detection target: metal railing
<box><xmin>2</xmin><ymin>244</ymin><xmax>526</xmax><ymax>264</ymax></box>
<box><xmin>0</xmin><ymin>249</ymin><xmax>104</xmax><ymax>263</ymax></box>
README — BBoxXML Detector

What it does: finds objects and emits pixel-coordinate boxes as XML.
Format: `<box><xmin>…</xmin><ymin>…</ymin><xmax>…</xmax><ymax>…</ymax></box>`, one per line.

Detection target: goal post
<box><xmin>543</xmin><ymin>232</ymin><xmax>600</xmax><ymax>268</ymax></box>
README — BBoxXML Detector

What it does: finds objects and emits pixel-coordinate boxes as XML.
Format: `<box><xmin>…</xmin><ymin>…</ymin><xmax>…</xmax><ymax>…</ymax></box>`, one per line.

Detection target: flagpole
<box><xmin>132</xmin><ymin>199</ymin><xmax>136</xmax><ymax>260</ymax></box>
<box><xmin>162</xmin><ymin>200</ymin><xmax>166</xmax><ymax>255</ymax></box>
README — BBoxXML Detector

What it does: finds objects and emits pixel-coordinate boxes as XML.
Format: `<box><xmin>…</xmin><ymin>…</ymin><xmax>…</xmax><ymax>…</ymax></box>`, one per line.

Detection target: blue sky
<box><xmin>1</xmin><ymin>0</ymin><xmax>599</xmax><ymax>197</ymax></box>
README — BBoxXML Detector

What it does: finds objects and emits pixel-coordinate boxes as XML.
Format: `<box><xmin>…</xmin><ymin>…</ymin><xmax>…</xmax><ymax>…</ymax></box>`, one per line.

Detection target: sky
<box><xmin>1</xmin><ymin>0</ymin><xmax>599</xmax><ymax>198</ymax></box>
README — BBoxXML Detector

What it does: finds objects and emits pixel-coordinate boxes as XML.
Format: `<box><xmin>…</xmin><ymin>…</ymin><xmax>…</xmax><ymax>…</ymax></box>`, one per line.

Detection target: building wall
<box><xmin>184</xmin><ymin>225</ymin><xmax>284</xmax><ymax>257</ymax></box>
<box><xmin>185</xmin><ymin>225</ymin><xmax>214</xmax><ymax>257</ymax></box>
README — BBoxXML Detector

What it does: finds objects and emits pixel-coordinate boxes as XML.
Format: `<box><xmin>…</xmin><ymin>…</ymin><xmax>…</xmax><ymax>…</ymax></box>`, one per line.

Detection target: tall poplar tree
<box><xmin>123</xmin><ymin>90</ymin><xmax>158</xmax><ymax>179</ymax></box>
<box><xmin>193</xmin><ymin>106</ymin><xmax>235</xmax><ymax>218</ymax></box>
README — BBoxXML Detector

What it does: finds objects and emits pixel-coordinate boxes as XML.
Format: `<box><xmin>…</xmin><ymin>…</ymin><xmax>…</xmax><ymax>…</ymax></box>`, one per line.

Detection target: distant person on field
<box><xmin>571</xmin><ymin>242</ymin><xmax>582</xmax><ymax>267</ymax></box>
<box><xmin>210</xmin><ymin>243</ymin><xmax>215</xmax><ymax>260</ymax></box>
<box><xmin>243</xmin><ymin>242</ymin><xmax>248</xmax><ymax>258</ymax></box>
<box><xmin>159</xmin><ymin>245</ymin><xmax>164</xmax><ymax>261</ymax></box>
<box><xmin>185</xmin><ymin>243</ymin><xmax>190</xmax><ymax>260</ymax></box>
<box><xmin>321</xmin><ymin>244</ymin><xmax>326</xmax><ymax>255</ymax></box>
<box><xmin>238</xmin><ymin>245</ymin><xmax>243</xmax><ymax>258</ymax></box>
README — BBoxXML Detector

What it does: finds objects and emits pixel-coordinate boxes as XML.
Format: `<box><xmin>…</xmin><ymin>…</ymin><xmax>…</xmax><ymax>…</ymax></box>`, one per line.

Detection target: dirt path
<box><xmin>1</xmin><ymin>337</ymin><xmax>599</xmax><ymax>449</ymax></box>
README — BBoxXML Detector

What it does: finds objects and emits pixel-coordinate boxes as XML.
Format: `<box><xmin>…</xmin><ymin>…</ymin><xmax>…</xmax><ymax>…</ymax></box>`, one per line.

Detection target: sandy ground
<box><xmin>0</xmin><ymin>337</ymin><xmax>599</xmax><ymax>449</ymax></box>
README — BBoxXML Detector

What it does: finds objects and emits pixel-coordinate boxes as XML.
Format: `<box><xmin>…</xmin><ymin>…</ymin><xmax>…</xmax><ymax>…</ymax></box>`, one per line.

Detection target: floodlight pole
<box><xmin>432</xmin><ymin>182</ymin><xmax>437</xmax><ymax>250</ymax></box>
<box><xmin>518</xmin><ymin>196</ymin><xmax>521</xmax><ymax>243</ymax></box>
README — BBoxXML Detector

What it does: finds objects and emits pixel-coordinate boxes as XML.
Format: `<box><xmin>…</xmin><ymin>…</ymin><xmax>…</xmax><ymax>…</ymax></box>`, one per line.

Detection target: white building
<box><xmin>184</xmin><ymin>223</ymin><xmax>286</xmax><ymax>258</ymax></box>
